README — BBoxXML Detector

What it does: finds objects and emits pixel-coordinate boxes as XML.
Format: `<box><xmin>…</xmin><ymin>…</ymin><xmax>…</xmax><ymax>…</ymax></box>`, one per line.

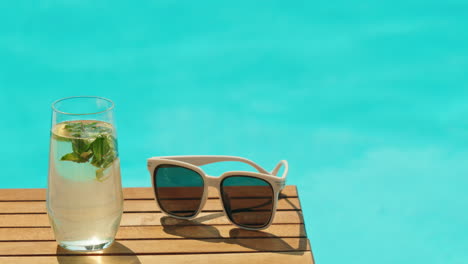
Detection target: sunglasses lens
<box><xmin>221</xmin><ymin>176</ymin><xmax>274</xmax><ymax>229</ymax></box>
<box><xmin>154</xmin><ymin>165</ymin><xmax>204</xmax><ymax>217</ymax></box>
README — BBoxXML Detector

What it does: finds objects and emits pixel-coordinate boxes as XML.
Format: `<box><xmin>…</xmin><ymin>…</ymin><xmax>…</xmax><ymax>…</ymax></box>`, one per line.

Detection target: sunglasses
<box><xmin>147</xmin><ymin>156</ymin><xmax>288</xmax><ymax>230</ymax></box>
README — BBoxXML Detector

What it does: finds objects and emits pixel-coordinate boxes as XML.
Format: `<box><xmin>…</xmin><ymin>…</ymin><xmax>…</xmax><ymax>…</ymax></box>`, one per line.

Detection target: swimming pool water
<box><xmin>1</xmin><ymin>1</ymin><xmax>467</xmax><ymax>263</ymax></box>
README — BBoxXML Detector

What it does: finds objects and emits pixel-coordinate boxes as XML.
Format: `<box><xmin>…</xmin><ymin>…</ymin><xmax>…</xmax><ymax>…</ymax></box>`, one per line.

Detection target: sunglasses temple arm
<box><xmin>271</xmin><ymin>160</ymin><xmax>288</xmax><ymax>189</ymax></box>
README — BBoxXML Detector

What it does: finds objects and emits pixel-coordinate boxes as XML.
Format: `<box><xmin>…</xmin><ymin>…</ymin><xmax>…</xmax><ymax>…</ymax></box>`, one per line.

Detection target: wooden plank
<box><xmin>0</xmin><ymin>251</ymin><xmax>314</xmax><ymax>264</ymax></box>
<box><xmin>0</xmin><ymin>224</ymin><xmax>307</xmax><ymax>241</ymax></box>
<box><xmin>0</xmin><ymin>186</ymin><xmax>298</xmax><ymax>201</ymax></box>
<box><xmin>0</xmin><ymin>211</ymin><xmax>304</xmax><ymax>227</ymax></box>
<box><xmin>0</xmin><ymin>198</ymin><xmax>301</xmax><ymax>214</ymax></box>
<box><xmin>0</xmin><ymin>239</ymin><xmax>310</xmax><ymax>256</ymax></box>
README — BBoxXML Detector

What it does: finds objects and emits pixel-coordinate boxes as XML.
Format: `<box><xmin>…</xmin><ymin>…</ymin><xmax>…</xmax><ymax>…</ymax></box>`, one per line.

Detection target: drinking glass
<box><xmin>47</xmin><ymin>96</ymin><xmax>123</xmax><ymax>252</ymax></box>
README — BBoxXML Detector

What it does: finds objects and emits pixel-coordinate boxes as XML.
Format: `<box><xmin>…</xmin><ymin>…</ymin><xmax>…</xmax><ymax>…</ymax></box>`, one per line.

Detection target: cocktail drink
<box><xmin>47</xmin><ymin>97</ymin><xmax>123</xmax><ymax>252</ymax></box>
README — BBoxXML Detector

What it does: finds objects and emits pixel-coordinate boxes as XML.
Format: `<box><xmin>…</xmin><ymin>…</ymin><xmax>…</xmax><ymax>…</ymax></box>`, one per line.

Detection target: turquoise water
<box><xmin>1</xmin><ymin>1</ymin><xmax>467</xmax><ymax>263</ymax></box>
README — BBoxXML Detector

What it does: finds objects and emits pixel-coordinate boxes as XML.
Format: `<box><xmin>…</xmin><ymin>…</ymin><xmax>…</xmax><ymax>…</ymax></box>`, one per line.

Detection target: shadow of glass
<box><xmin>159</xmin><ymin>192</ymin><xmax>306</xmax><ymax>256</ymax></box>
<box><xmin>56</xmin><ymin>242</ymin><xmax>142</xmax><ymax>264</ymax></box>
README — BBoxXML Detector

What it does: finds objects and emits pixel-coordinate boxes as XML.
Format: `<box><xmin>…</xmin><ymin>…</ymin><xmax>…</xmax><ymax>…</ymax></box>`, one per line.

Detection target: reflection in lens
<box><xmin>221</xmin><ymin>176</ymin><xmax>274</xmax><ymax>228</ymax></box>
<box><xmin>154</xmin><ymin>165</ymin><xmax>204</xmax><ymax>217</ymax></box>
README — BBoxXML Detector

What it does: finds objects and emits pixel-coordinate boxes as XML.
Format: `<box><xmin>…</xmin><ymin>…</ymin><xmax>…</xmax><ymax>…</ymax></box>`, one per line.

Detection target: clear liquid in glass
<box><xmin>47</xmin><ymin>120</ymin><xmax>123</xmax><ymax>251</ymax></box>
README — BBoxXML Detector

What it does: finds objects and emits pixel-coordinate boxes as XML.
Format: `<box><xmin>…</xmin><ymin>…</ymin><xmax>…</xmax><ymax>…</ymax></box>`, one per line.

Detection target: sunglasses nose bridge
<box><xmin>204</xmin><ymin>176</ymin><xmax>219</xmax><ymax>188</ymax></box>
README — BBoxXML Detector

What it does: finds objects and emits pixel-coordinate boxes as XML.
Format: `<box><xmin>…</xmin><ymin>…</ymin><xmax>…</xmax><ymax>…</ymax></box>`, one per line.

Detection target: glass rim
<box><xmin>51</xmin><ymin>96</ymin><xmax>115</xmax><ymax>116</ymax></box>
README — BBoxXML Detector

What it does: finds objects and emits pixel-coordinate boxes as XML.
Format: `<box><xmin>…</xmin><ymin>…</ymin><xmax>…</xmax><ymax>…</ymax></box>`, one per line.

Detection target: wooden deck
<box><xmin>0</xmin><ymin>186</ymin><xmax>314</xmax><ymax>263</ymax></box>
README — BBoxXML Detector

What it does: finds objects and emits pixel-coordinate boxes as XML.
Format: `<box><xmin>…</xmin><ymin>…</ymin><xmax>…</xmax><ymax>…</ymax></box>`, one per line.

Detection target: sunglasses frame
<box><xmin>147</xmin><ymin>155</ymin><xmax>288</xmax><ymax>230</ymax></box>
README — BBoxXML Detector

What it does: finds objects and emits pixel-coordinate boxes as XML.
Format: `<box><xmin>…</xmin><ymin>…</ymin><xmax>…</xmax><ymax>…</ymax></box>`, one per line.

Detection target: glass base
<box><xmin>59</xmin><ymin>239</ymin><xmax>114</xmax><ymax>252</ymax></box>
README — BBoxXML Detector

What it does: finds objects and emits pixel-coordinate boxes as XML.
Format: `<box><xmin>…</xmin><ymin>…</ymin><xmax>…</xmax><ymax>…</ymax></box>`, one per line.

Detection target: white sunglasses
<box><xmin>147</xmin><ymin>156</ymin><xmax>288</xmax><ymax>230</ymax></box>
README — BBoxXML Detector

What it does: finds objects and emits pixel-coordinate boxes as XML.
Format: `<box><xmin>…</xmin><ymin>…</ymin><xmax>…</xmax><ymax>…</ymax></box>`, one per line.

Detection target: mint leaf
<box><xmin>61</xmin><ymin>152</ymin><xmax>88</xmax><ymax>163</ymax></box>
<box><xmin>64</xmin><ymin>122</ymin><xmax>84</xmax><ymax>133</ymax></box>
<box><xmin>91</xmin><ymin>136</ymin><xmax>104</xmax><ymax>166</ymax></box>
<box><xmin>89</xmin><ymin>135</ymin><xmax>114</xmax><ymax>168</ymax></box>
<box><xmin>64</xmin><ymin>123</ymin><xmax>81</xmax><ymax>130</ymax></box>
<box><xmin>85</xmin><ymin>122</ymin><xmax>98</xmax><ymax>127</ymax></box>
<box><xmin>72</xmin><ymin>138</ymin><xmax>90</xmax><ymax>155</ymax></box>
<box><xmin>60</xmin><ymin>121</ymin><xmax>118</xmax><ymax>181</ymax></box>
<box><xmin>80</xmin><ymin>150</ymin><xmax>93</xmax><ymax>161</ymax></box>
